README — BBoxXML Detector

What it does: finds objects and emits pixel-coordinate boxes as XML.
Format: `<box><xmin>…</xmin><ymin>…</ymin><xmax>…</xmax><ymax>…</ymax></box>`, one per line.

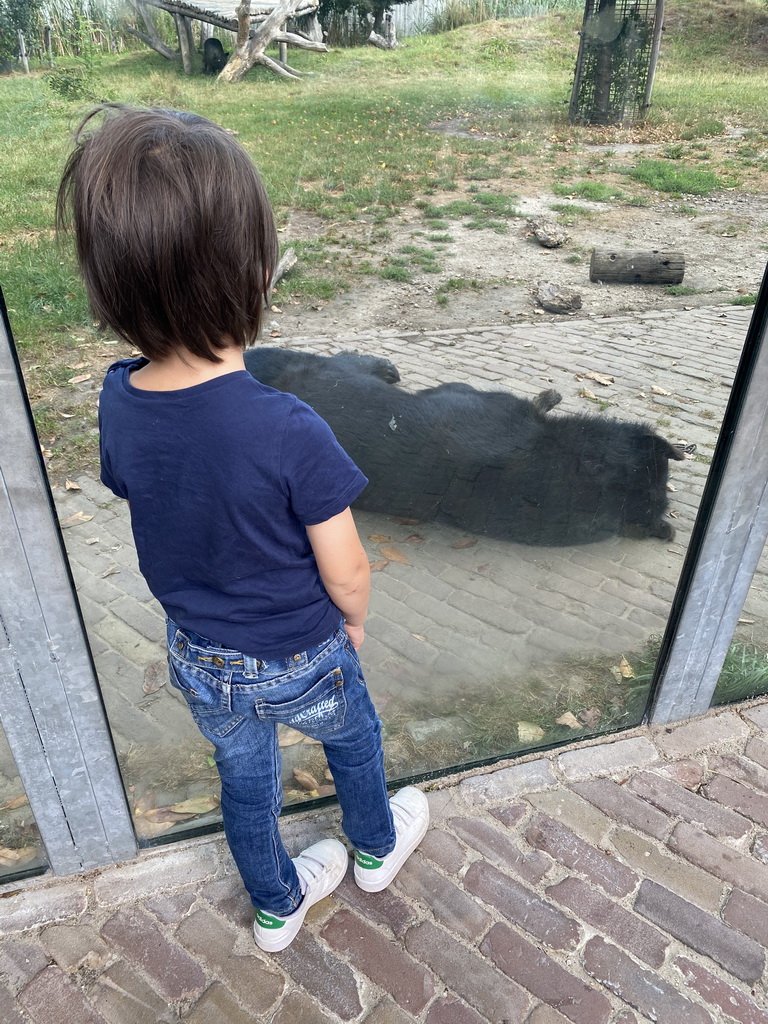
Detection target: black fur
<box><xmin>243</xmin><ymin>347</ymin><xmax>684</xmax><ymax>546</ymax></box>
<box><xmin>202</xmin><ymin>38</ymin><xmax>229</xmax><ymax>75</ymax></box>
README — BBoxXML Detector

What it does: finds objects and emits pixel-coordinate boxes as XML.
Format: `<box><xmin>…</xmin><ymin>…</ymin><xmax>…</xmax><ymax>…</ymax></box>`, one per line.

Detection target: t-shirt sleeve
<box><xmin>281</xmin><ymin>400</ymin><xmax>368</xmax><ymax>525</ymax></box>
<box><xmin>97</xmin><ymin>376</ymin><xmax>129</xmax><ymax>500</ymax></box>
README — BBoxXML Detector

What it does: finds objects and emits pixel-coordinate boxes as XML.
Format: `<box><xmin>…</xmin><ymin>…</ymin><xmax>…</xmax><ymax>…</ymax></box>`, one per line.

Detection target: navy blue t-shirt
<box><xmin>98</xmin><ymin>358</ymin><xmax>368</xmax><ymax>657</ymax></box>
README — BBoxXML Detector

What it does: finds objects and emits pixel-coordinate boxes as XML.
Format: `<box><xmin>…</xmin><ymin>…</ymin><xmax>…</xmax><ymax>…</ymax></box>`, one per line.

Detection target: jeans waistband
<box><xmin>167</xmin><ymin>619</ymin><xmax>345</xmax><ymax>676</ymax></box>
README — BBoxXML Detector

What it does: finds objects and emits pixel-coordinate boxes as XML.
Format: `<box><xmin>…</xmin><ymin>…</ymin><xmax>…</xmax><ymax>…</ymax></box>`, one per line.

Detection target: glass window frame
<box><xmin>2</xmin><ymin>265</ymin><xmax>768</xmax><ymax>876</ymax></box>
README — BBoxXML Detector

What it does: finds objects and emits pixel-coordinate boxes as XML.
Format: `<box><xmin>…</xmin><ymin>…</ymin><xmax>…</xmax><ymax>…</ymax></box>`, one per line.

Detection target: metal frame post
<box><xmin>651</xmin><ymin>275</ymin><xmax>768</xmax><ymax>724</ymax></box>
<box><xmin>0</xmin><ymin>289</ymin><xmax>137</xmax><ymax>874</ymax></box>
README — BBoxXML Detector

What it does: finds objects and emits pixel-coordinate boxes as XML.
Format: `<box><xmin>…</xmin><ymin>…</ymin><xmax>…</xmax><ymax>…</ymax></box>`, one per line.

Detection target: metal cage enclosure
<box><xmin>569</xmin><ymin>0</ymin><xmax>664</xmax><ymax>126</ymax></box>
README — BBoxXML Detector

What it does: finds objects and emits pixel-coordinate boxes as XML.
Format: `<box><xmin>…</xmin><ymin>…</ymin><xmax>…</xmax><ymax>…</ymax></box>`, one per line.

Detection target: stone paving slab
<box><xmin>1</xmin><ymin>704</ymin><xmax>768</xmax><ymax>1023</ymax></box>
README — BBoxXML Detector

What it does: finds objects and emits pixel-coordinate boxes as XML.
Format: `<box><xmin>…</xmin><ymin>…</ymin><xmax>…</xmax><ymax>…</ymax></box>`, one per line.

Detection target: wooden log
<box><xmin>174</xmin><ymin>12</ymin><xmax>193</xmax><ymax>73</ymax></box>
<box><xmin>590</xmin><ymin>248</ymin><xmax>685</xmax><ymax>285</ymax></box>
<box><xmin>129</xmin><ymin>0</ymin><xmax>179</xmax><ymax>60</ymax></box>
<box><xmin>17</xmin><ymin>30</ymin><xmax>30</xmax><ymax>73</ymax></box>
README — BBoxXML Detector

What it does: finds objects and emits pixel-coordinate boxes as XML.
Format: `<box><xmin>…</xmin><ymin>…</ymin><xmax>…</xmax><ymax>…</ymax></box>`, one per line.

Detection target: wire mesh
<box><xmin>569</xmin><ymin>0</ymin><xmax>660</xmax><ymax>126</ymax></box>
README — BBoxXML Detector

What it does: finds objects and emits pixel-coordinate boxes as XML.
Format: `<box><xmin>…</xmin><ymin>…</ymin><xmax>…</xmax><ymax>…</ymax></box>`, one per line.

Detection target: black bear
<box><xmin>203</xmin><ymin>38</ymin><xmax>229</xmax><ymax>75</ymax></box>
<box><xmin>243</xmin><ymin>346</ymin><xmax>687</xmax><ymax>546</ymax></box>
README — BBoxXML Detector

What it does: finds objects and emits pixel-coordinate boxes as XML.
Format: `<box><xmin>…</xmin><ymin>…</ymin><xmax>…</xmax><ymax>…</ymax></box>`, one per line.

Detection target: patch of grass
<box><xmin>730</xmin><ymin>293</ymin><xmax>758</xmax><ymax>306</ymax></box>
<box><xmin>380</xmin><ymin>263</ymin><xmax>413</xmax><ymax>283</ymax></box>
<box><xmin>627</xmin><ymin>160</ymin><xmax>731</xmax><ymax>196</ymax></box>
<box><xmin>624</xmin><ymin>196</ymin><xmax>650</xmax><ymax>207</ymax></box>
<box><xmin>564</xmin><ymin>254</ymin><xmax>583</xmax><ymax>264</ymax></box>
<box><xmin>418</xmin><ymin>191</ymin><xmax>521</xmax><ymax>230</ymax></box>
<box><xmin>712</xmin><ymin>640</ymin><xmax>768</xmax><ymax>706</ymax></box>
<box><xmin>426</xmin><ymin>232</ymin><xmax>455</xmax><ymax>242</ymax></box>
<box><xmin>661</xmin><ymin>142</ymin><xmax>686</xmax><ymax>160</ymax></box>
<box><xmin>552</xmin><ymin>181</ymin><xmax>624</xmax><ymax>202</ymax></box>
<box><xmin>666</xmin><ymin>285</ymin><xmax>701</xmax><ymax>296</ymax></box>
<box><xmin>435</xmin><ymin>276</ymin><xmax>483</xmax><ymax>304</ymax></box>
<box><xmin>680</xmin><ymin>119</ymin><xmax>726</xmax><ymax>141</ymax></box>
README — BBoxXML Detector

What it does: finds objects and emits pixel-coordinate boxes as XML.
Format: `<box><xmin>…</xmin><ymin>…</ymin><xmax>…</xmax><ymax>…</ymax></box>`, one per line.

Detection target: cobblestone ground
<box><xmin>2</xmin><ymin>705</ymin><xmax>768</xmax><ymax>1023</ymax></box>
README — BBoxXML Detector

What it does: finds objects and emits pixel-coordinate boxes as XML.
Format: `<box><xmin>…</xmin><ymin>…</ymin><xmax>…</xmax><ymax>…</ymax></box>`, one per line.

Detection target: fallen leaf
<box><xmin>404</xmin><ymin>534</ymin><xmax>424</xmax><ymax>543</ymax></box>
<box><xmin>270</xmin><ymin>305</ymin><xmax>282</xmax><ymax>313</ymax></box>
<box><xmin>57</xmin><ymin>411</ymin><xmax>74</xmax><ymax>419</ymax></box>
<box><xmin>134</xmin><ymin>818</ymin><xmax>173</xmax><ymax>839</ymax></box>
<box><xmin>0</xmin><ymin>795</ymin><xmax>28</xmax><ymax>812</ymax></box>
<box><xmin>67</xmin><ymin>374</ymin><xmax>91</xmax><ymax>386</ymax></box>
<box><xmin>293</xmin><ymin>769</ymin><xmax>320</xmax><ymax>791</ymax></box>
<box><xmin>411</xmin><ymin>633</ymin><xmax>428</xmax><ymax>642</ymax></box>
<box><xmin>651</xmin><ymin>385</ymin><xmax>671</xmax><ymax>396</ymax></box>
<box><xmin>68</xmin><ymin>361</ymin><xmax>88</xmax><ymax>370</ymax></box>
<box><xmin>369</xmin><ymin>559</ymin><xmax>389</xmax><ymax>572</ymax></box>
<box><xmin>579</xmin><ymin>387</ymin><xmax>597</xmax><ymax>400</ymax></box>
<box><xmin>394</xmin><ymin>517</ymin><xmax>421</xmax><ymax>526</ymax></box>
<box><xmin>99</xmin><ymin>566</ymin><xmax>120</xmax><ymax>578</ymax></box>
<box><xmin>0</xmin><ymin>846</ymin><xmax>38</xmax><ymax>867</ymax></box>
<box><xmin>133</xmin><ymin>791</ymin><xmax>157</xmax><ymax>816</ymax></box>
<box><xmin>579</xmin><ymin>707</ymin><xmax>602</xmax><ymax>727</ymax></box>
<box><xmin>586</xmin><ymin>372</ymin><xmax>614</xmax><ymax>386</ymax></box>
<box><xmin>169</xmin><ymin>795</ymin><xmax>220</xmax><ymax>816</ymax></box>
<box><xmin>555</xmin><ymin>712</ymin><xmax>582</xmax><ymax>729</ymax></box>
<box><xmin>317</xmin><ymin>784</ymin><xmax>336</xmax><ymax>797</ymax></box>
<box><xmin>451</xmin><ymin>539</ymin><xmax>477</xmax><ymax>549</ymax></box>
<box><xmin>65</xmin><ymin>479</ymin><xmax>81</xmax><ymax>491</ymax></box>
<box><xmin>368</xmin><ymin>534</ymin><xmax>393</xmax><ymax>543</ymax></box>
<box><xmin>517</xmin><ymin>721</ymin><xmax>545</xmax><ymax>743</ymax></box>
<box><xmin>143</xmin><ymin>807</ymin><xmax>195</xmax><ymax>823</ymax></box>
<box><xmin>667</xmin><ymin>509</ymin><xmax>680</xmax><ymax>519</ymax></box>
<box><xmin>278</xmin><ymin>725</ymin><xmax>305</xmax><ymax>747</ymax></box>
<box><xmin>618</xmin><ymin>656</ymin><xmax>635</xmax><ymax>679</ymax></box>
<box><xmin>476</xmin><ymin>564</ymin><xmax>492</xmax><ymax>576</ymax></box>
<box><xmin>84</xmin><ymin>537</ymin><xmax>99</xmax><ymax>545</ymax></box>
<box><xmin>380</xmin><ymin>545</ymin><xmax>410</xmax><ymax>565</ymax></box>
<box><xmin>142</xmin><ymin>661</ymin><xmax>167</xmax><ymax>694</ymax></box>
<box><xmin>60</xmin><ymin>511</ymin><xmax>94</xmax><ymax>528</ymax></box>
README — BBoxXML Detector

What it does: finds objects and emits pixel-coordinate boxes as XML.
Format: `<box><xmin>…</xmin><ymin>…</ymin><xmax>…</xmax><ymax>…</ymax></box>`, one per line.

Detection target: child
<box><xmin>57</xmin><ymin>105</ymin><xmax>429</xmax><ymax>953</ymax></box>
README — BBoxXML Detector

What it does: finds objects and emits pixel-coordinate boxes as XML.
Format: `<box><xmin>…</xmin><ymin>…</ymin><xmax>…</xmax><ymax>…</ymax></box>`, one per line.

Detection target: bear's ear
<box><xmin>654</xmin><ymin>435</ymin><xmax>687</xmax><ymax>462</ymax></box>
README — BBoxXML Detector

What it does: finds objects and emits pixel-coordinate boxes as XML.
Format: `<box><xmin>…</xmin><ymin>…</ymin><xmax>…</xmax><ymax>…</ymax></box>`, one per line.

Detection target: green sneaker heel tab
<box><xmin>355</xmin><ymin>851</ymin><xmax>385</xmax><ymax>870</ymax></box>
<box><xmin>255</xmin><ymin>909</ymin><xmax>286</xmax><ymax>930</ymax></box>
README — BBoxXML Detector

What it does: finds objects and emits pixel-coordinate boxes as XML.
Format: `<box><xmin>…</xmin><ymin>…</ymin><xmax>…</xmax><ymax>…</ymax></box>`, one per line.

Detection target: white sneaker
<box><xmin>354</xmin><ymin>787</ymin><xmax>429</xmax><ymax>893</ymax></box>
<box><xmin>253</xmin><ymin>838</ymin><xmax>348</xmax><ymax>952</ymax></box>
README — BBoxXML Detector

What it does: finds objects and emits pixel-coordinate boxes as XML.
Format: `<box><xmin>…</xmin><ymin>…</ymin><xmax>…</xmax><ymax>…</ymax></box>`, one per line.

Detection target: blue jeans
<box><xmin>166</xmin><ymin>619</ymin><xmax>396</xmax><ymax>915</ymax></box>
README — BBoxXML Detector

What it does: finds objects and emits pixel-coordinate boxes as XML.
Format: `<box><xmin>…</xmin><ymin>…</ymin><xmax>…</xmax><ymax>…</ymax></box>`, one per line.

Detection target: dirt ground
<box><xmin>272</xmin><ymin>140</ymin><xmax>767</xmax><ymax>340</ymax></box>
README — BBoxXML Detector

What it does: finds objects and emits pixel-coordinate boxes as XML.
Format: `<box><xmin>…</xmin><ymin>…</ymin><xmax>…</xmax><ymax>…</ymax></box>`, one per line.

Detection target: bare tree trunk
<box><xmin>43</xmin><ymin>24</ymin><xmax>53</xmax><ymax>65</ymax></box>
<box><xmin>218</xmin><ymin>0</ymin><xmax>327</xmax><ymax>82</ymax></box>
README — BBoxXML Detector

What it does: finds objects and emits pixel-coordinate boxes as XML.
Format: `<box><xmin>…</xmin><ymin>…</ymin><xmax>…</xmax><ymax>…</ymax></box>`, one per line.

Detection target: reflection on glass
<box><xmin>3</xmin><ymin>1</ymin><xmax>764</xmax><ymax>840</ymax></box>
<box><xmin>712</xmin><ymin>534</ymin><xmax>768</xmax><ymax>708</ymax></box>
<box><xmin>0</xmin><ymin>727</ymin><xmax>47</xmax><ymax>879</ymax></box>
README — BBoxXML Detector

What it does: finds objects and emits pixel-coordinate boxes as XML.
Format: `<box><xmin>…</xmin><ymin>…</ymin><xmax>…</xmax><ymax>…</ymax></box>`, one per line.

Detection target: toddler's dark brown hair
<box><xmin>57</xmin><ymin>105</ymin><xmax>278</xmax><ymax>362</ymax></box>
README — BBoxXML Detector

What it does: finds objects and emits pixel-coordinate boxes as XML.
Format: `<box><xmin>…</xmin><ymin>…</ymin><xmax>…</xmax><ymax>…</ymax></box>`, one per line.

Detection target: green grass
<box><xmin>666</xmin><ymin>285</ymin><xmax>702</xmax><ymax>296</ymax></box>
<box><xmin>626</xmin><ymin>159</ymin><xmax>732</xmax><ymax>196</ymax></box>
<box><xmin>553</xmin><ymin>181</ymin><xmax>624</xmax><ymax>201</ymax></box>
<box><xmin>730</xmin><ymin>293</ymin><xmax>758</xmax><ymax>305</ymax></box>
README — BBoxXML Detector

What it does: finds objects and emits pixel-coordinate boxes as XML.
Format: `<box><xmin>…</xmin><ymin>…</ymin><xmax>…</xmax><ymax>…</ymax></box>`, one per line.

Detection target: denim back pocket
<box><xmin>168</xmin><ymin>656</ymin><xmax>245</xmax><ymax>739</ymax></box>
<box><xmin>255</xmin><ymin>667</ymin><xmax>347</xmax><ymax>737</ymax></box>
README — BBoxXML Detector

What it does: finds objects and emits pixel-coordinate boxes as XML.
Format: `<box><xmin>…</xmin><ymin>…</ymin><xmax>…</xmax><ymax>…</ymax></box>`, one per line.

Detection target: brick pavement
<box><xmin>1</xmin><ymin>704</ymin><xmax>768</xmax><ymax>1022</ymax></box>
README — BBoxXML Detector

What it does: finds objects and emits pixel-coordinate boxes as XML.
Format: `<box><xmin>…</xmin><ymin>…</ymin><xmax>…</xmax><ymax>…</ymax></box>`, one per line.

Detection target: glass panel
<box><xmin>0</xmin><ymin>726</ymin><xmax>47</xmax><ymax>880</ymax></box>
<box><xmin>711</xmin><ymin>534</ymin><xmax>768</xmax><ymax>708</ymax></box>
<box><xmin>2</xmin><ymin>1</ymin><xmax>763</xmax><ymax>842</ymax></box>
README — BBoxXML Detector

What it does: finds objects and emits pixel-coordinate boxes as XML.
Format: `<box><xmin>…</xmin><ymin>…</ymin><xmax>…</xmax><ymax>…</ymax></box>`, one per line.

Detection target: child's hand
<box><xmin>344</xmin><ymin>623</ymin><xmax>365</xmax><ymax>650</ymax></box>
